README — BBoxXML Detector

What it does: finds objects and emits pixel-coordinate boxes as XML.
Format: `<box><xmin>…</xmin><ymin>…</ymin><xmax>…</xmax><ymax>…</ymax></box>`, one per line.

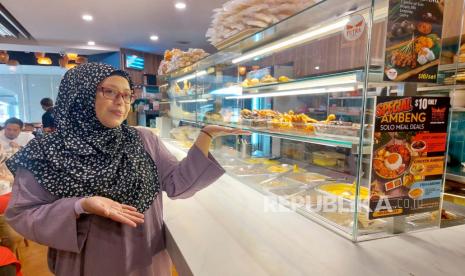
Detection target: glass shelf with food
<box><xmin>160</xmin><ymin>0</ymin><xmax>465</xmax><ymax>241</ymax></box>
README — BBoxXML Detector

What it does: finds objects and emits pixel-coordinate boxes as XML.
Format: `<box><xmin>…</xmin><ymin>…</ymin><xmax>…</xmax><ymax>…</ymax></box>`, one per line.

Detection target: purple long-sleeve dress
<box><xmin>5</xmin><ymin>128</ymin><xmax>225</xmax><ymax>276</ymax></box>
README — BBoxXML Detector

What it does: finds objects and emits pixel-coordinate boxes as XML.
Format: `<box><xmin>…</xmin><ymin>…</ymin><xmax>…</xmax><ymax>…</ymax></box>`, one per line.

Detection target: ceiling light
<box><xmin>150</xmin><ymin>35</ymin><xmax>159</xmax><ymax>41</ymax></box>
<box><xmin>175</xmin><ymin>2</ymin><xmax>187</xmax><ymax>9</ymax></box>
<box><xmin>177</xmin><ymin>99</ymin><xmax>208</xmax><ymax>103</ymax></box>
<box><xmin>66</xmin><ymin>53</ymin><xmax>78</xmax><ymax>60</ymax></box>
<box><xmin>87</xmin><ymin>41</ymin><xmax>95</xmax><ymax>46</ymax></box>
<box><xmin>82</xmin><ymin>14</ymin><xmax>93</xmax><ymax>21</ymax></box>
<box><xmin>37</xmin><ymin>57</ymin><xmax>52</xmax><ymax>65</ymax></box>
<box><xmin>66</xmin><ymin>63</ymin><xmax>77</xmax><ymax>70</ymax></box>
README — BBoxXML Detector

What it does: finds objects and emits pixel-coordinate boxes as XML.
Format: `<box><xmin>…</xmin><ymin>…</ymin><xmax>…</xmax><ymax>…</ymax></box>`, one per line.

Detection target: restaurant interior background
<box><xmin>2</xmin><ymin>0</ymin><xmax>465</xmax><ymax>275</ymax></box>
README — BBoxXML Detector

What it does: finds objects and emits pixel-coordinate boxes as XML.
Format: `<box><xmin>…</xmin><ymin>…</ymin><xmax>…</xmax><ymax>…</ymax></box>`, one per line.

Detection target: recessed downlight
<box><xmin>82</xmin><ymin>14</ymin><xmax>93</xmax><ymax>21</ymax></box>
<box><xmin>87</xmin><ymin>41</ymin><xmax>95</xmax><ymax>46</ymax></box>
<box><xmin>175</xmin><ymin>2</ymin><xmax>186</xmax><ymax>9</ymax></box>
<box><xmin>150</xmin><ymin>35</ymin><xmax>159</xmax><ymax>41</ymax></box>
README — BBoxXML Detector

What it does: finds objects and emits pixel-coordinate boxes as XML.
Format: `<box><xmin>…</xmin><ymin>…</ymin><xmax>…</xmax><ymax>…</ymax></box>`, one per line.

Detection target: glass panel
<box><xmin>166</xmin><ymin>0</ymin><xmax>465</xmax><ymax>240</ymax></box>
<box><xmin>0</xmin><ymin>74</ymin><xmax>24</xmax><ymax>123</ymax></box>
<box><xmin>0</xmin><ymin>65</ymin><xmax>66</xmax><ymax>123</ymax></box>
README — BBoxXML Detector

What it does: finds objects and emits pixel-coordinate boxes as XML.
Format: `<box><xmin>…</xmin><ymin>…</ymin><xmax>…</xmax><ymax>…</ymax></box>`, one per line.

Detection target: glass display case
<box><xmin>164</xmin><ymin>0</ymin><xmax>465</xmax><ymax>241</ymax></box>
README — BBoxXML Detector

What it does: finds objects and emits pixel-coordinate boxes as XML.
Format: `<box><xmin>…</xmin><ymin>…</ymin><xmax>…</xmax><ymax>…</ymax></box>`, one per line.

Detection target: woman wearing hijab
<box><xmin>4</xmin><ymin>63</ymin><xmax>249</xmax><ymax>276</ymax></box>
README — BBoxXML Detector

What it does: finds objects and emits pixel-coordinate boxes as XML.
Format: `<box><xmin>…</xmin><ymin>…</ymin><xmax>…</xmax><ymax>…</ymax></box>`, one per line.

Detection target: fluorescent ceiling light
<box><xmin>175</xmin><ymin>2</ymin><xmax>187</xmax><ymax>9</ymax></box>
<box><xmin>150</xmin><ymin>35</ymin><xmax>159</xmax><ymax>41</ymax></box>
<box><xmin>225</xmin><ymin>88</ymin><xmax>326</xmax><ymax>100</ymax></box>
<box><xmin>176</xmin><ymin>70</ymin><xmax>207</xmax><ymax>83</ymax></box>
<box><xmin>178</xmin><ymin>99</ymin><xmax>208</xmax><ymax>103</ymax></box>
<box><xmin>82</xmin><ymin>14</ymin><xmax>93</xmax><ymax>21</ymax></box>
<box><xmin>225</xmin><ymin>85</ymin><xmax>359</xmax><ymax>100</ymax></box>
<box><xmin>210</xmin><ymin>86</ymin><xmax>242</xmax><ymax>96</ymax></box>
<box><xmin>87</xmin><ymin>41</ymin><xmax>95</xmax><ymax>46</ymax></box>
<box><xmin>232</xmin><ymin>18</ymin><xmax>349</xmax><ymax>64</ymax></box>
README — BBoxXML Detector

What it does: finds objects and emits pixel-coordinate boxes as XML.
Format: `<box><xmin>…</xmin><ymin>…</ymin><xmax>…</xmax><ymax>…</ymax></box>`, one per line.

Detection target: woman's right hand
<box><xmin>81</xmin><ymin>196</ymin><xmax>145</xmax><ymax>227</ymax></box>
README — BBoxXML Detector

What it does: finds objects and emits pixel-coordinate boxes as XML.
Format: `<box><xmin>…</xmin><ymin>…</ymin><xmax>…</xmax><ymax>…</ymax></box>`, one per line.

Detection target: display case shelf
<box><xmin>182</xmin><ymin>118</ymin><xmax>364</xmax><ymax>149</ymax></box>
<box><xmin>241</xmin><ymin>71</ymin><xmax>361</xmax><ymax>95</ymax></box>
<box><xmin>446</xmin><ymin>165</ymin><xmax>465</xmax><ymax>183</ymax></box>
<box><xmin>438</xmin><ymin>63</ymin><xmax>465</xmax><ymax>72</ymax></box>
<box><xmin>417</xmin><ymin>84</ymin><xmax>465</xmax><ymax>92</ymax></box>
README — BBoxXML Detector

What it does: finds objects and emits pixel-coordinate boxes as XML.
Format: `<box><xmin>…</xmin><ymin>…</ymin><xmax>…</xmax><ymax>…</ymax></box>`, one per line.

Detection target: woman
<box><xmin>4</xmin><ymin>63</ymin><xmax>248</xmax><ymax>275</ymax></box>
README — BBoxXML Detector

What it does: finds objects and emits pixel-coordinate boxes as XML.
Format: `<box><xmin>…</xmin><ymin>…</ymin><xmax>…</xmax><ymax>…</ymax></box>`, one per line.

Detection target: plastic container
<box><xmin>312</xmin><ymin>122</ymin><xmax>368</xmax><ymax>142</ymax></box>
<box><xmin>312</xmin><ymin>151</ymin><xmax>342</xmax><ymax>167</ymax></box>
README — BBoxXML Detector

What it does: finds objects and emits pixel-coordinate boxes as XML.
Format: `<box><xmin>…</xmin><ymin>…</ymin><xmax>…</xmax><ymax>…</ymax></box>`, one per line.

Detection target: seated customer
<box><xmin>0</xmin><ymin>118</ymin><xmax>34</xmax><ymax>152</ymax></box>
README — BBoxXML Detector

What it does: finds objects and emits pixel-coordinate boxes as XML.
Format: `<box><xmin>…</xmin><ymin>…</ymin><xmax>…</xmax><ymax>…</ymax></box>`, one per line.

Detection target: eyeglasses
<box><xmin>98</xmin><ymin>87</ymin><xmax>135</xmax><ymax>104</ymax></box>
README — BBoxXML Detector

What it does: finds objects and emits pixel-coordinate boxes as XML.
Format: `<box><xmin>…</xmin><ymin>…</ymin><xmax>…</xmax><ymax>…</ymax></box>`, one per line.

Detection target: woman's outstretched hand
<box><xmin>81</xmin><ymin>196</ymin><xmax>145</xmax><ymax>227</ymax></box>
<box><xmin>202</xmin><ymin>125</ymin><xmax>251</xmax><ymax>138</ymax></box>
<box><xmin>195</xmin><ymin>125</ymin><xmax>251</xmax><ymax>157</ymax></box>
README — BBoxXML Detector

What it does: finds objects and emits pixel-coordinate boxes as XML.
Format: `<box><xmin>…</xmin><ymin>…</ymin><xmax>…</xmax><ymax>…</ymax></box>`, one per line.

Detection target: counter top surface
<box><xmin>162</xmin><ymin>140</ymin><xmax>465</xmax><ymax>276</ymax></box>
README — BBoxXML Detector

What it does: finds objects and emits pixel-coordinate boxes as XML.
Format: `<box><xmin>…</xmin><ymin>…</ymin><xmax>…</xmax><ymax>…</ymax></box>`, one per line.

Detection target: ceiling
<box><xmin>0</xmin><ymin>0</ymin><xmax>228</xmax><ymax>55</ymax></box>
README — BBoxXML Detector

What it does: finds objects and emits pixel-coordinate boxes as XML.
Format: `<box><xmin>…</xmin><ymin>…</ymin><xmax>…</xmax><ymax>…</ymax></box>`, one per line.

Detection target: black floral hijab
<box><xmin>7</xmin><ymin>63</ymin><xmax>160</xmax><ymax>212</ymax></box>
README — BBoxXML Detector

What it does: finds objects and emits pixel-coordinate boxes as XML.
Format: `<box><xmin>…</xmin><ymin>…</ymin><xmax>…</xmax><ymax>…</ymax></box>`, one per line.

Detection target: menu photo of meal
<box><xmin>369</xmin><ymin>96</ymin><xmax>450</xmax><ymax>219</ymax></box>
<box><xmin>383</xmin><ymin>0</ymin><xmax>444</xmax><ymax>83</ymax></box>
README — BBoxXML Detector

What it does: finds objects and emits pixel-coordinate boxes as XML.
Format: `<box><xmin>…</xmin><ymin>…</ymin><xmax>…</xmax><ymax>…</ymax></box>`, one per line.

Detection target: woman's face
<box><xmin>95</xmin><ymin>76</ymin><xmax>132</xmax><ymax>128</ymax></box>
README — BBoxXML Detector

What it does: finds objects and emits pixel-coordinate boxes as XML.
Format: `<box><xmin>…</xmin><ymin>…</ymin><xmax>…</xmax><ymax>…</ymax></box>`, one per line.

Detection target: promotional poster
<box><xmin>369</xmin><ymin>96</ymin><xmax>450</xmax><ymax>219</ymax></box>
<box><xmin>384</xmin><ymin>0</ymin><xmax>444</xmax><ymax>83</ymax></box>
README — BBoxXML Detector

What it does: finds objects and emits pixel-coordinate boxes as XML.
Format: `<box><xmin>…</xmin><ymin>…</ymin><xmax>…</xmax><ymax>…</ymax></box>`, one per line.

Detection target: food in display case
<box><xmin>316</xmin><ymin>183</ymin><xmax>369</xmax><ymax>201</ymax></box>
<box><xmin>205</xmin><ymin>0</ymin><xmax>314</xmax><ymax>47</ymax></box>
<box><xmin>240</xmin><ymin>109</ymin><xmax>280</xmax><ymax>128</ymax></box>
<box><xmin>241</xmin><ymin>75</ymin><xmax>291</xmax><ymax>87</ymax></box>
<box><xmin>204</xmin><ymin>112</ymin><xmax>224</xmax><ymax>123</ymax></box>
<box><xmin>453</xmin><ymin>43</ymin><xmax>465</xmax><ymax>63</ymax></box>
<box><xmin>311</xmin><ymin>121</ymin><xmax>368</xmax><ymax>141</ymax></box>
<box><xmin>312</xmin><ymin>151</ymin><xmax>345</xmax><ymax>167</ymax></box>
<box><xmin>268</xmin><ymin>110</ymin><xmax>319</xmax><ymax>134</ymax></box>
<box><xmin>260</xmin><ymin>178</ymin><xmax>305</xmax><ymax>189</ymax></box>
<box><xmin>268</xmin><ymin>186</ymin><xmax>306</xmax><ymax>198</ymax></box>
<box><xmin>244</xmin><ymin>157</ymin><xmax>280</xmax><ymax>165</ymax></box>
<box><xmin>225</xmin><ymin>164</ymin><xmax>270</xmax><ymax>176</ymax></box>
<box><xmin>284</xmin><ymin>172</ymin><xmax>327</xmax><ymax>184</ymax></box>
<box><xmin>158</xmin><ymin>48</ymin><xmax>209</xmax><ymax>75</ymax></box>
<box><xmin>267</xmin><ymin>164</ymin><xmax>291</xmax><ymax>173</ymax></box>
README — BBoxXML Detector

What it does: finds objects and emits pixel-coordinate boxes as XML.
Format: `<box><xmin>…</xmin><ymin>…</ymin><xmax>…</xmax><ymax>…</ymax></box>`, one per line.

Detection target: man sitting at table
<box><xmin>0</xmin><ymin>118</ymin><xmax>34</xmax><ymax>152</ymax></box>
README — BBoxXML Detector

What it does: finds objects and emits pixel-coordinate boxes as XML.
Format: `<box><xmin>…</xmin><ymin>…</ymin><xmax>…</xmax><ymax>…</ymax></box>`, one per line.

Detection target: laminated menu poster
<box><xmin>383</xmin><ymin>0</ymin><xmax>444</xmax><ymax>83</ymax></box>
<box><xmin>369</xmin><ymin>96</ymin><xmax>450</xmax><ymax>219</ymax></box>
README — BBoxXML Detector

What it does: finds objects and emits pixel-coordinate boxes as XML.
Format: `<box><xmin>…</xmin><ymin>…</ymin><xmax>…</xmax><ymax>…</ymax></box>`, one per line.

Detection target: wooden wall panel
<box><xmin>119</xmin><ymin>48</ymin><xmax>163</xmax><ymax>86</ymax></box>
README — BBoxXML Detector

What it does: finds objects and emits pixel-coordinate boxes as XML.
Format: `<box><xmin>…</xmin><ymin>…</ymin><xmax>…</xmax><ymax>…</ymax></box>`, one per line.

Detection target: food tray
<box><xmin>283</xmin><ymin>172</ymin><xmax>328</xmax><ymax>186</ymax></box>
<box><xmin>287</xmin><ymin>189</ymin><xmax>319</xmax><ymax>207</ymax></box>
<box><xmin>259</xmin><ymin>177</ymin><xmax>307</xmax><ymax>190</ymax></box>
<box><xmin>312</xmin><ymin>123</ymin><xmax>367</xmax><ymax>142</ymax></box>
<box><xmin>314</xmin><ymin>183</ymin><xmax>370</xmax><ymax>211</ymax></box>
<box><xmin>223</xmin><ymin>165</ymin><xmax>270</xmax><ymax>177</ymax></box>
<box><xmin>267</xmin><ymin>121</ymin><xmax>314</xmax><ymax>135</ymax></box>
<box><xmin>268</xmin><ymin>186</ymin><xmax>306</xmax><ymax>199</ymax></box>
<box><xmin>241</xmin><ymin>118</ymin><xmax>268</xmax><ymax>129</ymax></box>
<box><xmin>266</xmin><ymin>164</ymin><xmax>292</xmax><ymax>174</ymax></box>
<box><xmin>239</xmin><ymin>174</ymin><xmax>276</xmax><ymax>185</ymax></box>
<box><xmin>216</xmin><ymin>157</ymin><xmax>248</xmax><ymax>167</ymax></box>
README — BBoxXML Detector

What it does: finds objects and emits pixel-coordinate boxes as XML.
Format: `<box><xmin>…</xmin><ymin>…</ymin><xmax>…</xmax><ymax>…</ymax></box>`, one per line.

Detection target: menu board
<box><xmin>369</xmin><ymin>96</ymin><xmax>450</xmax><ymax>219</ymax></box>
<box><xmin>383</xmin><ymin>0</ymin><xmax>444</xmax><ymax>83</ymax></box>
